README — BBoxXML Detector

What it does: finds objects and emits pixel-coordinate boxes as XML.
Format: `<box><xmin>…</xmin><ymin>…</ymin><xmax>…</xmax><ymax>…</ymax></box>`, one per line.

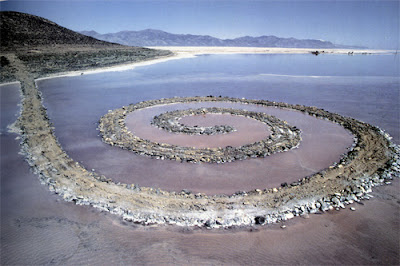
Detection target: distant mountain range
<box><xmin>80</xmin><ymin>29</ymin><xmax>365</xmax><ymax>49</ymax></box>
<box><xmin>0</xmin><ymin>10</ymin><xmax>365</xmax><ymax>49</ymax></box>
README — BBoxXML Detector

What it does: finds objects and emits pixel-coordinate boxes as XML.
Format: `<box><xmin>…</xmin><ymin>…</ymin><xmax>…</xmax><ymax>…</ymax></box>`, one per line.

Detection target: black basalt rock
<box><xmin>255</xmin><ymin>216</ymin><xmax>266</xmax><ymax>225</ymax></box>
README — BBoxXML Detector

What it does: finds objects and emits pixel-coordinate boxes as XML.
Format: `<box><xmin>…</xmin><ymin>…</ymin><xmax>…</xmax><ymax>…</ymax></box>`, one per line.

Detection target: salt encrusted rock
<box><xmin>152</xmin><ymin>108</ymin><xmax>237</xmax><ymax>135</ymax></box>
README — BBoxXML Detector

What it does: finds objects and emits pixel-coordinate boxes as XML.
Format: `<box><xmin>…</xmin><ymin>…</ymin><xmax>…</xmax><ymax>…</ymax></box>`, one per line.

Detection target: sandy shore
<box><xmin>35</xmin><ymin>52</ymin><xmax>193</xmax><ymax>81</ymax></box>
<box><xmin>0</xmin><ymin>81</ymin><xmax>21</xmax><ymax>87</ymax></box>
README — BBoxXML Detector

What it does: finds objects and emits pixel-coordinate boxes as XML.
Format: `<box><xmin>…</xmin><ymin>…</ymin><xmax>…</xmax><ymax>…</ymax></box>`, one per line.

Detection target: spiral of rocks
<box><xmin>8</xmin><ymin>50</ymin><xmax>400</xmax><ymax>229</ymax></box>
<box><xmin>99</xmin><ymin>105</ymin><xmax>301</xmax><ymax>163</ymax></box>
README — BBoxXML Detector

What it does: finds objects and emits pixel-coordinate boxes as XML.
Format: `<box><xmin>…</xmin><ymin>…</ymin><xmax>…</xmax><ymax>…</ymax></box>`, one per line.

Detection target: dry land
<box><xmin>0</xmin><ymin>45</ymin><xmax>172</xmax><ymax>83</ymax></box>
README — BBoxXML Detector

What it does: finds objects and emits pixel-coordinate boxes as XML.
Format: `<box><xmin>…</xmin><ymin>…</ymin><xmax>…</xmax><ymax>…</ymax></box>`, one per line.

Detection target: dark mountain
<box><xmin>80</xmin><ymin>29</ymin><xmax>364</xmax><ymax>49</ymax></box>
<box><xmin>0</xmin><ymin>11</ymin><xmax>120</xmax><ymax>48</ymax></box>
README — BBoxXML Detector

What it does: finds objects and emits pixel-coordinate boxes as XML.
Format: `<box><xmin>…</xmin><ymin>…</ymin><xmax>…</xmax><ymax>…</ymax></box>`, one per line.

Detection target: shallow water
<box><xmin>1</xmin><ymin>54</ymin><xmax>399</xmax><ymax>264</ymax></box>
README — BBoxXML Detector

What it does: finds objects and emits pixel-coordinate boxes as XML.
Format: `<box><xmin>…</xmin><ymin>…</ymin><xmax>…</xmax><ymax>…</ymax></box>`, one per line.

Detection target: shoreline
<box><xmin>148</xmin><ymin>46</ymin><xmax>396</xmax><ymax>55</ymax></box>
<box><xmin>32</xmin><ymin>46</ymin><xmax>396</xmax><ymax>82</ymax></box>
<box><xmin>34</xmin><ymin>52</ymin><xmax>192</xmax><ymax>81</ymax></box>
<box><xmin>0</xmin><ymin>80</ymin><xmax>21</xmax><ymax>87</ymax></box>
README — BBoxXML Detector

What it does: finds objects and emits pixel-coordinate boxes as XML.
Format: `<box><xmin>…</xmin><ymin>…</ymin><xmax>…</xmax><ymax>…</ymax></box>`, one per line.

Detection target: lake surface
<box><xmin>1</xmin><ymin>54</ymin><xmax>399</xmax><ymax>264</ymax></box>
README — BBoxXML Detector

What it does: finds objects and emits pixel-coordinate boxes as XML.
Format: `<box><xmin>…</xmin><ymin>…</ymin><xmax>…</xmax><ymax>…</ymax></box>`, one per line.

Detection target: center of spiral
<box><xmin>151</xmin><ymin>108</ymin><xmax>237</xmax><ymax>135</ymax></box>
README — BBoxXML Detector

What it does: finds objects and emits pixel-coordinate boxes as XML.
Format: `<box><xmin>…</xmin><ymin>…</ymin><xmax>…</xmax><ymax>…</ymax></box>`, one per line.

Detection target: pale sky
<box><xmin>1</xmin><ymin>0</ymin><xmax>399</xmax><ymax>49</ymax></box>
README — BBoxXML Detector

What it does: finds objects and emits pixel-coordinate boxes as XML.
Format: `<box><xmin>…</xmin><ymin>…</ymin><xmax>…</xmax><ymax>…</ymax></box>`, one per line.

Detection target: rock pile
<box><xmin>152</xmin><ymin>108</ymin><xmax>237</xmax><ymax>135</ymax></box>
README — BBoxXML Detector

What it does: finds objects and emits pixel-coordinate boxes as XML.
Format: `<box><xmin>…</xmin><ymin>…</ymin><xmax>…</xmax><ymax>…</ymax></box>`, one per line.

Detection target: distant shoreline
<box><xmin>0</xmin><ymin>80</ymin><xmax>20</xmax><ymax>87</ymax></box>
<box><xmin>35</xmin><ymin>46</ymin><xmax>396</xmax><ymax>81</ymax></box>
<box><xmin>149</xmin><ymin>46</ymin><xmax>395</xmax><ymax>55</ymax></box>
<box><xmin>35</xmin><ymin>53</ymin><xmax>191</xmax><ymax>81</ymax></box>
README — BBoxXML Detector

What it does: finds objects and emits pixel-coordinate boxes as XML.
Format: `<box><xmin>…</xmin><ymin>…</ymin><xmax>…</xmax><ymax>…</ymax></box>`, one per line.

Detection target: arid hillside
<box><xmin>0</xmin><ymin>11</ymin><xmax>119</xmax><ymax>48</ymax></box>
<box><xmin>0</xmin><ymin>11</ymin><xmax>172</xmax><ymax>82</ymax></box>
